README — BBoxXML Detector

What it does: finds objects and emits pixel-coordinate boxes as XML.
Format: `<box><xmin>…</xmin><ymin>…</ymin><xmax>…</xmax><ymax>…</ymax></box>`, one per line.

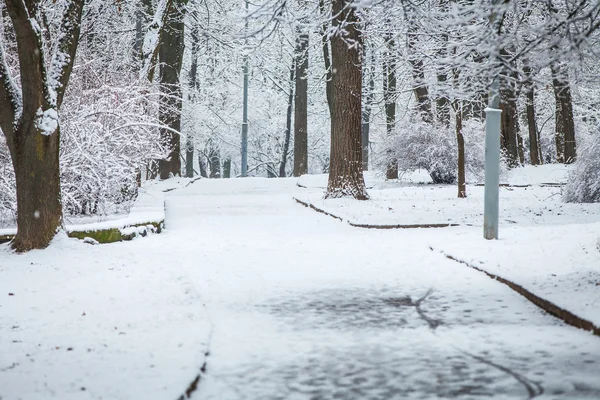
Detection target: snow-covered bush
<box><xmin>564</xmin><ymin>133</ymin><xmax>600</xmax><ymax>203</ymax></box>
<box><xmin>381</xmin><ymin>116</ymin><xmax>488</xmax><ymax>184</ymax></box>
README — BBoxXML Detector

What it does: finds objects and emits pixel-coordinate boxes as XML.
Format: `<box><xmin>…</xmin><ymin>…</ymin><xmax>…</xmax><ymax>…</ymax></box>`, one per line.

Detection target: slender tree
<box><xmin>325</xmin><ymin>0</ymin><xmax>368</xmax><ymax>200</ymax></box>
<box><xmin>158</xmin><ymin>0</ymin><xmax>186</xmax><ymax>179</ymax></box>
<box><xmin>383</xmin><ymin>31</ymin><xmax>398</xmax><ymax>179</ymax></box>
<box><xmin>0</xmin><ymin>0</ymin><xmax>84</xmax><ymax>251</ymax></box>
<box><xmin>293</xmin><ymin>26</ymin><xmax>308</xmax><ymax>177</ymax></box>
<box><xmin>280</xmin><ymin>58</ymin><xmax>295</xmax><ymax>177</ymax></box>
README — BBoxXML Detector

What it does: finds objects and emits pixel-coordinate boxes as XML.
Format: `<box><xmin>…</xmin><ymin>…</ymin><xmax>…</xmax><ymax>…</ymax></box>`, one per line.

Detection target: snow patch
<box><xmin>36</xmin><ymin>108</ymin><xmax>59</xmax><ymax>136</ymax></box>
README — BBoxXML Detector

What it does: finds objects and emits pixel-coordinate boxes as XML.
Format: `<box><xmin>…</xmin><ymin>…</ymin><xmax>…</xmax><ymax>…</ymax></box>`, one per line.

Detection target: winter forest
<box><xmin>1</xmin><ymin>0</ymin><xmax>600</xmax><ymax>399</ymax></box>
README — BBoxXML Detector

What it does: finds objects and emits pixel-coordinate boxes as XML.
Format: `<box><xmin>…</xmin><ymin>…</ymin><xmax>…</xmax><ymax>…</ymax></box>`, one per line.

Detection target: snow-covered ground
<box><xmin>295</xmin><ymin>166</ymin><xmax>598</xmax><ymax>227</ymax></box>
<box><xmin>1</xmin><ymin>172</ymin><xmax>599</xmax><ymax>399</ymax></box>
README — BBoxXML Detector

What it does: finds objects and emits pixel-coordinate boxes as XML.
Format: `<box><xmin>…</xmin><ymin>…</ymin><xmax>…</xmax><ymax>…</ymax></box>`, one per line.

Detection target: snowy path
<box><xmin>165</xmin><ymin>179</ymin><xmax>600</xmax><ymax>400</ymax></box>
<box><xmin>1</xmin><ymin>178</ymin><xmax>599</xmax><ymax>400</ymax></box>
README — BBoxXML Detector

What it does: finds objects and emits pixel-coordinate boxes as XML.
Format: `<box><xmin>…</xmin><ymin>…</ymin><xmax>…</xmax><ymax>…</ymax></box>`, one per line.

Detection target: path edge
<box><xmin>432</xmin><ymin>247</ymin><xmax>600</xmax><ymax>338</ymax></box>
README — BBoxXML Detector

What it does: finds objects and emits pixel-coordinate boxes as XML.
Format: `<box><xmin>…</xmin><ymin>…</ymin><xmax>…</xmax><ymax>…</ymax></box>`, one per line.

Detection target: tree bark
<box><xmin>523</xmin><ymin>62</ymin><xmax>542</xmax><ymax>165</ymax></box>
<box><xmin>293</xmin><ymin>28</ymin><xmax>308</xmax><ymax>177</ymax></box>
<box><xmin>325</xmin><ymin>0</ymin><xmax>368</xmax><ymax>200</ymax></box>
<box><xmin>500</xmin><ymin>89</ymin><xmax>520</xmax><ymax>167</ymax></box>
<box><xmin>551</xmin><ymin>63</ymin><xmax>576</xmax><ymax>164</ymax></box>
<box><xmin>383</xmin><ymin>33</ymin><xmax>398</xmax><ymax>179</ymax></box>
<box><xmin>405</xmin><ymin>9</ymin><xmax>433</xmax><ymax>123</ymax></box>
<box><xmin>281</xmin><ymin>58</ymin><xmax>295</xmax><ymax>177</ymax></box>
<box><xmin>361</xmin><ymin>48</ymin><xmax>375</xmax><ymax>171</ymax></box>
<box><xmin>208</xmin><ymin>148</ymin><xmax>221</xmax><ymax>178</ymax></box>
<box><xmin>456</xmin><ymin>103</ymin><xmax>466</xmax><ymax>198</ymax></box>
<box><xmin>158</xmin><ymin>0</ymin><xmax>185</xmax><ymax>179</ymax></box>
<box><xmin>1</xmin><ymin>0</ymin><xmax>84</xmax><ymax>251</ymax></box>
<box><xmin>319</xmin><ymin>0</ymin><xmax>333</xmax><ymax>118</ymax></box>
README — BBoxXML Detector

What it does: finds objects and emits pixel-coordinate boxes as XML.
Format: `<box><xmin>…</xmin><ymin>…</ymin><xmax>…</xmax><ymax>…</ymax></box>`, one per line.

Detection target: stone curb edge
<box><xmin>432</xmin><ymin>247</ymin><xmax>600</xmax><ymax>338</ymax></box>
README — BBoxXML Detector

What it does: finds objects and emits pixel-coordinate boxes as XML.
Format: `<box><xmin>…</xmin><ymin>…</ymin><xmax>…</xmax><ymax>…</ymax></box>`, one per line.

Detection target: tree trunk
<box><xmin>158</xmin><ymin>0</ymin><xmax>185</xmax><ymax>179</ymax></box>
<box><xmin>325</xmin><ymin>0</ymin><xmax>368</xmax><ymax>200</ymax></box>
<box><xmin>383</xmin><ymin>33</ymin><xmax>398</xmax><ymax>179</ymax></box>
<box><xmin>500</xmin><ymin>90</ymin><xmax>520</xmax><ymax>167</ymax></box>
<box><xmin>280</xmin><ymin>59</ymin><xmax>295</xmax><ymax>177</ymax></box>
<box><xmin>198</xmin><ymin>155</ymin><xmax>208</xmax><ymax>178</ymax></box>
<box><xmin>223</xmin><ymin>158</ymin><xmax>231</xmax><ymax>178</ymax></box>
<box><xmin>319</xmin><ymin>0</ymin><xmax>333</xmax><ymax>118</ymax></box>
<box><xmin>405</xmin><ymin>12</ymin><xmax>433</xmax><ymax>123</ymax></box>
<box><xmin>293</xmin><ymin>29</ymin><xmax>308</xmax><ymax>177</ymax></box>
<box><xmin>361</xmin><ymin>48</ymin><xmax>375</xmax><ymax>171</ymax></box>
<box><xmin>209</xmin><ymin>148</ymin><xmax>221</xmax><ymax>178</ymax></box>
<box><xmin>1</xmin><ymin>0</ymin><xmax>84</xmax><ymax>251</ymax></box>
<box><xmin>185</xmin><ymin>9</ymin><xmax>201</xmax><ymax>179</ymax></box>
<box><xmin>523</xmin><ymin>62</ymin><xmax>542</xmax><ymax>165</ymax></box>
<box><xmin>551</xmin><ymin>63</ymin><xmax>576</xmax><ymax>164</ymax></box>
<box><xmin>456</xmin><ymin>103</ymin><xmax>466</xmax><ymax>198</ymax></box>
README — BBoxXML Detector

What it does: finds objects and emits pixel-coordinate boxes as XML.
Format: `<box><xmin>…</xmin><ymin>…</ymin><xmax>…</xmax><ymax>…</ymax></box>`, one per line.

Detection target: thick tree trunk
<box><xmin>12</xmin><ymin>124</ymin><xmax>62</xmax><ymax>251</ymax></box>
<box><xmin>158</xmin><ymin>0</ymin><xmax>185</xmax><ymax>179</ymax></box>
<box><xmin>281</xmin><ymin>59</ymin><xmax>295</xmax><ymax>177</ymax></box>
<box><xmin>325</xmin><ymin>0</ymin><xmax>367</xmax><ymax>200</ymax></box>
<box><xmin>523</xmin><ymin>62</ymin><xmax>542</xmax><ymax>165</ymax></box>
<box><xmin>551</xmin><ymin>63</ymin><xmax>576</xmax><ymax>164</ymax></box>
<box><xmin>1</xmin><ymin>0</ymin><xmax>84</xmax><ymax>251</ymax></box>
<box><xmin>383</xmin><ymin>33</ymin><xmax>398</xmax><ymax>180</ymax></box>
<box><xmin>293</xmin><ymin>29</ymin><xmax>308</xmax><ymax>177</ymax></box>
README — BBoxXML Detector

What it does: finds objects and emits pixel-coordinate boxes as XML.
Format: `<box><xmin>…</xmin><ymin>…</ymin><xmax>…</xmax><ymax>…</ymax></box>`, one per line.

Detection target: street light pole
<box><xmin>241</xmin><ymin>0</ymin><xmax>249</xmax><ymax>177</ymax></box>
<box><xmin>483</xmin><ymin>0</ymin><xmax>503</xmax><ymax>240</ymax></box>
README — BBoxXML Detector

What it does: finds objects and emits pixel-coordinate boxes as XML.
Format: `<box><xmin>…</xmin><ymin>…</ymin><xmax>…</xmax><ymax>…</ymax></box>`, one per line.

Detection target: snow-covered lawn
<box><xmin>1</xmin><ymin>172</ymin><xmax>599</xmax><ymax>399</ymax></box>
<box><xmin>295</xmin><ymin>166</ymin><xmax>599</xmax><ymax>227</ymax></box>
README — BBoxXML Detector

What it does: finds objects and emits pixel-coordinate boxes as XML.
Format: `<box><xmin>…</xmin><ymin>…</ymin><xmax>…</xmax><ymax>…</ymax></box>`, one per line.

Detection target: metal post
<box><xmin>483</xmin><ymin>77</ymin><xmax>501</xmax><ymax>239</ymax></box>
<box><xmin>240</xmin><ymin>0</ymin><xmax>249</xmax><ymax>177</ymax></box>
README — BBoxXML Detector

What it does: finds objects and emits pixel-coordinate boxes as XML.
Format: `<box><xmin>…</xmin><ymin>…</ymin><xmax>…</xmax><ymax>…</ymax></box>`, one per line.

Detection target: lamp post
<box><xmin>483</xmin><ymin>0</ymin><xmax>503</xmax><ymax>240</ymax></box>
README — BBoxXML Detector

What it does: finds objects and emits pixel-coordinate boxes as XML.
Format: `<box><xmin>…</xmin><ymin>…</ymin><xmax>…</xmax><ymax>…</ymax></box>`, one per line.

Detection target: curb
<box><xmin>432</xmin><ymin>247</ymin><xmax>600</xmax><ymax>338</ymax></box>
<box><xmin>0</xmin><ymin>220</ymin><xmax>165</xmax><ymax>245</ymax></box>
<box><xmin>294</xmin><ymin>197</ymin><xmax>458</xmax><ymax>230</ymax></box>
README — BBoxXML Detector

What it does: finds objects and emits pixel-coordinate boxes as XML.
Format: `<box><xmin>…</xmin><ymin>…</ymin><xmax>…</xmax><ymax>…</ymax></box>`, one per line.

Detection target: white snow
<box><xmin>1</xmin><ymin>169</ymin><xmax>599</xmax><ymax>399</ymax></box>
<box><xmin>36</xmin><ymin>108</ymin><xmax>59</xmax><ymax>136</ymax></box>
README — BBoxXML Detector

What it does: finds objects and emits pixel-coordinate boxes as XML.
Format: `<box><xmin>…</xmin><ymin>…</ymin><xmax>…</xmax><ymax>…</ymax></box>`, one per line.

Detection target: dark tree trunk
<box><xmin>185</xmin><ymin>10</ymin><xmax>201</xmax><ymax>178</ymax></box>
<box><xmin>319</xmin><ymin>0</ymin><xmax>333</xmax><ymax>117</ymax></box>
<box><xmin>1</xmin><ymin>0</ymin><xmax>84</xmax><ymax>251</ymax></box>
<box><xmin>405</xmin><ymin>12</ymin><xmax>433</xmax><ymax>123</ymax></box>
<box><xmin>383</xmin><ymin>33</ymin><xmax>398</xmax><ymax>180</ymax></box>
<box><xmin>325</xmin><ymin>0</ymin><xmax>368</xmax><ymax>200</ymax></box>
<box><xmin>361</xmin><ymin>48</ymin><xmax>375</xmax><ymax>171</ymax></box>
<box><xmin>223</xmin><ymin>158</ymin><xmax>231</xmax><ymax>178</ymax></box>
<box><xmin>198</xmin><ymin>155</ymin><xmax>208</xmax><ymax>178</ymax></box>
<box><xmin>456</xmin><ymin>104</ymin><xmax>466</xmax><ymax>198</ymax></box>
<box><xmin>523</xmin><ymin>62</ymin><xmax>542</xmax><ymax>165</ymax></box>
<box><xmin>293</xmin><ymin>29</ymin><xmax>308</xmax><ymax>177</ymax></box>
<box><xmin>551</xmin><ymin>63</ymin><xmax>576</xmax><ymax>164</ymax></box>
<box><xmin>209</xmin><ymin>148</ymin><xmax>221</xmax><ymax>178</ymax></box>
<box><xmin>500</xmin><ymin>89</ymin><xmax>520</xmax><ymax>167</ymax></box>
<box><xmin>280</xmin><ymin>59</ymin><xmax>295</xmax><ymax>177</ymax></box>
<box><xmin>158</xmin><ymin>0</ymin><xmax>185</xmax><ymax>179</ymax></box>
